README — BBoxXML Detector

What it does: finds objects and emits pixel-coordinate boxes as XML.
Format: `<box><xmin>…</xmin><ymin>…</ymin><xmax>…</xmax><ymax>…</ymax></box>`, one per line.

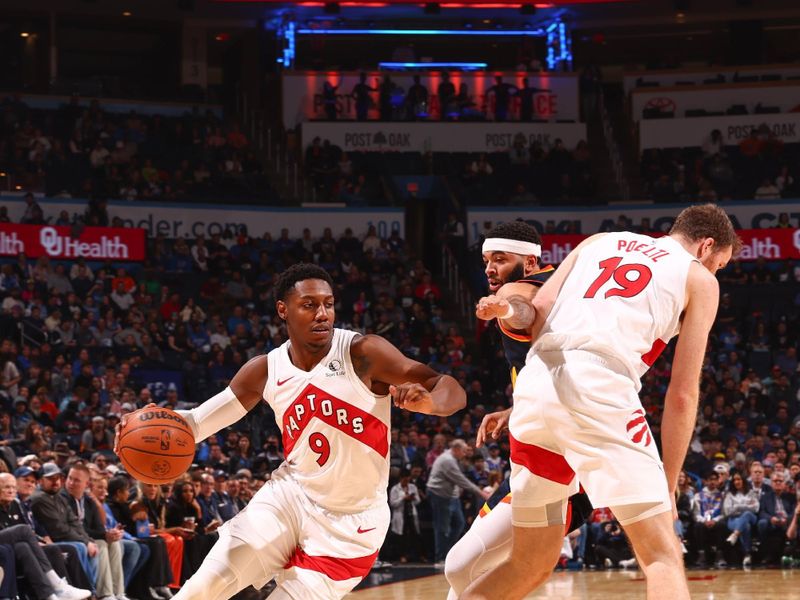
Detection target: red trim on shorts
<box><xmin>510</xmin><ymin>433</ymin><xmax>575</xmax><ymax>485</ymax></box>
<box><xmin>284</xmin><ymin>547</ymin><xmax>379</xmax><ymax>581</ymax></box>
<box><xmin>641</xmin><ymin>338</ymin><xmax>667</xmax><ymax>367</ymax></box>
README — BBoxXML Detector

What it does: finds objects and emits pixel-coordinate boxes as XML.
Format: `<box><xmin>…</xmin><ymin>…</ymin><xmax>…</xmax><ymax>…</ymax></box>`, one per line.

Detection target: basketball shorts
<box><xmin>509</xmin><ymin>350</ymin><xmax>671</xmax><ymax>523</ymax></box>
<box><xmin>223</xmin><ymin>468</ymin><xmax>389</xmax><ymax>598</ymax></box>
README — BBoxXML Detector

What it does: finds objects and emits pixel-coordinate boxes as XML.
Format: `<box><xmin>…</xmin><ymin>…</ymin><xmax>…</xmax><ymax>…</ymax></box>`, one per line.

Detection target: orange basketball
<box><xmin>116</xmin><ymin>407</ymin><xmax>195</xmax><ymax>484</ymax></box>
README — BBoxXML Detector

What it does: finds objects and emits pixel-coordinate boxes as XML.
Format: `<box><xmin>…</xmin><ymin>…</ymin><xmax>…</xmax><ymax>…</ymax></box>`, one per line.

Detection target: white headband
<box><xmin>482</xmin><ymin>238</ymin><xmax>541</xmax><ymax>257</ymax></box>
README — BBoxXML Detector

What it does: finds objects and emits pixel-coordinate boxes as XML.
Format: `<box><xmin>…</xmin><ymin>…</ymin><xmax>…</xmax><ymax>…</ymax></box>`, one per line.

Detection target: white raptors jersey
<box><xmin>533</xmin><ymin>233</ymin><xmax>698</xmax><ymax>388</ymax></box>
<box><xmin>264</xmin><ymin>328</ymin><xmax>391</xmax><ymax>513</ymax></box>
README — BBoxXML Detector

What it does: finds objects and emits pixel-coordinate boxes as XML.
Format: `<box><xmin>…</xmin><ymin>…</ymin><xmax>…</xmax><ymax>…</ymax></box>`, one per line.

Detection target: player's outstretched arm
<box><xmin>475</xmin><ymin>282</ymin><xmax>538</xmax><ymax>330</ymax></box>
<box><xmin>661</xmin><ymin>263</ymin><xmax>720</xmax><ymax>495</ymax></box>
<box><xmin>352</xmin><ymin>334</ymin><xmax>466</xmax><ymax>417</ymax></box>
<box><xmin>176</xmin><ymin>354</ymin><xmax>268</xmax><ymax>443</ymax></box>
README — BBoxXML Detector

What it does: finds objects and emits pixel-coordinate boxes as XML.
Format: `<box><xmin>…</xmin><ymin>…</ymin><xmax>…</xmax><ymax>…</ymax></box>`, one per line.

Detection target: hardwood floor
<box><xmin>350</xmin><ymin>569</ymin><xmax>800</xmax><ymax>599</ymax></box>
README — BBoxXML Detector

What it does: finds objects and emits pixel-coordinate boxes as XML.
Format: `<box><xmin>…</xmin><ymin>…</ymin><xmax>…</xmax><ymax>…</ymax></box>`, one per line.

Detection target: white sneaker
<box><xmin>117</xmin><ymin>594</ymin><xmax>135</xmax><ymax>600</ymax></box>
<box><xmin>54</xmin><ymin>580</ymin><xmax>92</xmax><ymax>600</ymax></box>
<box><xmin>743</xmin><ymin>554</ymin><xmax>752</xmax><ymax>568</ymax></box>
<box><xmin>726</xmin><ymin>532</ymin><xmax>739</xmax><ymax>545</ymax></box>
<box><xmin>603</xmin><ymin>558</ymin><xmax>613</xmax><ymax>568</ymax></box>
<box><xmin>619</xmin><ymin>558</ymin><xmax>638</xmax><ymax>570</ymax></box>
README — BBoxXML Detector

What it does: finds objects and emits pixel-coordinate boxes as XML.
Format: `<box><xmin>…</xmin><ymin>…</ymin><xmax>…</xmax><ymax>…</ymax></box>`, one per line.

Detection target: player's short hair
<box><xmin>485</xmin><ymin>220</ymin><xmax>542</xmax><ymax>246</ymax></box>
<box><xmin>274</xmin><ymin>263</ymin><xmax>335</xmax><ymax>301</ymax></box>
<box><xmin>669</xmin><ymin>204</ymin><xmax>742</xmax><ymax>255</ymax></box>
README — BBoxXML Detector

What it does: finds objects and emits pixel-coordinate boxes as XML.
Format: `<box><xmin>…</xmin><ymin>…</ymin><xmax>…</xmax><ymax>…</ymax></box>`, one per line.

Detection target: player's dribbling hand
<box><xmin>475</xmin><ymin>295</ymin><xmax>511</xmax><ymax>321</ymax></box>
<box><xmin>114</xmin><ymin>402</ymin><xmax>157</xmax><ymax>455</ymax></box>
<box><xmin>476</xmin><ymin>408</ymin><xmax>512</xmax><ymax>448</ymax></box>
<box><xmin>390</xmin><ymin>383</ymin><xmax>434</xmax><ymax>414</ymax></box>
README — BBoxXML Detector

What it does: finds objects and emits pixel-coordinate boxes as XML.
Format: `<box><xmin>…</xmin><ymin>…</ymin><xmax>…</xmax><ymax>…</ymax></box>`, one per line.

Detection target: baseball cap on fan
<box><xmin>40</xmin><ymin>463</ymin><xmax>63</xmax><ymax>478</ymax></box>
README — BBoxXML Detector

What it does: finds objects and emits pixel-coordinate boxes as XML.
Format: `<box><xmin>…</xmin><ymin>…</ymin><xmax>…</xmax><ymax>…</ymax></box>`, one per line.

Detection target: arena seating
<box><xmin>0</xmin><ymin>94</ymin><xmax>276</xmax><ymax>204</ymax></box>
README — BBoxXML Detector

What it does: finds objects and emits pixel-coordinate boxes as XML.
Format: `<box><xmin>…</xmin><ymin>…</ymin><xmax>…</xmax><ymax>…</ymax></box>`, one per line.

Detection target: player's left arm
<box><xmin>661</xmin><ymin>263</ymin><xmax>720</xmax><ymax>495</ymax></box>
<box><xmin>475</xmin><ymin>281</ymin><xmax>538</xmax><ymax>331</ymax></box>
<box><xmin>352</xmin><ymin>334</ymin><xmax>466</xmax><ymax>416</ymax></box>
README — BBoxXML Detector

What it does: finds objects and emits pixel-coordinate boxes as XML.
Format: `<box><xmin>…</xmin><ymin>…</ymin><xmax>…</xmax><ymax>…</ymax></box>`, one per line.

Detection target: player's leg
<box><xmin>173</xmin><ymin>477</ymin><xmax>301</xmax><ymax>600</ymax></box>
<box><xmin>270</xmin><ymin>498</ymin><xmax>389</xmax><ymax>600</ymax></box>
<box><xmin>460</xmin><ymin>500</ymin><xmax>567</xmax><ymax>600</ymax></box>
<box><xmin>174</xmin><ymin>532</ymin><xmax>279</xmax><ymax>600</ymax></box>
<box><xmin>461</xmin><ymin>356</ymin><xmax>575</xmax><ymax>599</ymax></box>
<box><xmin>444</xmin><ymin>499</ymin><xmax>512</xmax><ymax>598</ymax></box>
<box><xmin>556</xmin><ymin>357</ymin><xmax>686</xmax><ymax>599</ymax></box>
<box><xmin>614</xmin><ymin>504</ymin><xmax>688</xmax><ymax>600</ymax></box>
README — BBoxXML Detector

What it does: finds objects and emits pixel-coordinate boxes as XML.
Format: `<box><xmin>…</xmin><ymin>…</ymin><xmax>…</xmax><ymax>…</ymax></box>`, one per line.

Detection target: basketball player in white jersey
<box><xmin>117</xmin><ymin>263</ymin><xmax>466</xmax><ymax>600</ymax></box>
<box><xmin>444</xmin><ymin>221</ymin><xmax>590</xmax><ymax>599</ymax></box>
<box><xmin>462</xmin><ymin>204</ymin><xmax>739</xmax><ymax>600</ymax></box>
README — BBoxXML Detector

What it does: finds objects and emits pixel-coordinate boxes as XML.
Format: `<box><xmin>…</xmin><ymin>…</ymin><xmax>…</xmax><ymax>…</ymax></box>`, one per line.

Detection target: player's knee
<box><xmin>175</xmin><ymin>559</ymin><xmax>240</xmax><ymax>600</ymax></box>
<box><xmin>444</xmin><ymin>543</ymin><xmax>474</xmax><ymax>592</ymax></box>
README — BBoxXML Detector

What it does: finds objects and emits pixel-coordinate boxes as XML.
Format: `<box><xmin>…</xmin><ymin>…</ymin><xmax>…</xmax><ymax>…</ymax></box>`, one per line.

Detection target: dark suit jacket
<box><xmin>60</xmin><ymin>489</ymin><xmax>106</xmax><ymax>540</ymax></box>
<box><xmin>758</xmin><ymin>490</ymin><xmax>797</xmax><ymax>524</ymax></box>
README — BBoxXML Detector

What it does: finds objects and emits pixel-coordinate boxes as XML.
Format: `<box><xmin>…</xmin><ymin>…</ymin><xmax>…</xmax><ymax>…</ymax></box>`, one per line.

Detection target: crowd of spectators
<box><xmin>303</xmin><ymin>138</ymin><xmax>383</xmax><ymax>205</ymax></box>
<box><xmin>0</xmin><ymin>94</ymin><xmax>272</xmax><ymax>205</ymax></box>
<box><xmin>453</xmin><ymin>137</ymin><xmax>595</xmax><ymax>206</ymax></box>
<box><xmin>641</xmin><ymin>127</ymin><xmax>800</xmax><ymax>203</ymax></box>
<box><xmin>315</xmin><ymin>72</ymin><xmax>556</xmax><ymax>123</ymax></box>
<box><xmin>0</xmin><ymin>194</ymin><xmax>799</xmax><ymax>596</ymax></box>
<box><xmin>303</xmin><ymin>135</ymin><xmax>594</xmax><ymax>207</ymax></box>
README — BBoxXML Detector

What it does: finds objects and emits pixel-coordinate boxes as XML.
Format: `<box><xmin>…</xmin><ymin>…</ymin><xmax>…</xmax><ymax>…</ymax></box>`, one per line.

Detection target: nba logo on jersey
<box><xmin>626</xmin><ymin>409</ymin><xmax>652</xmax><ymax>447</ymax></box>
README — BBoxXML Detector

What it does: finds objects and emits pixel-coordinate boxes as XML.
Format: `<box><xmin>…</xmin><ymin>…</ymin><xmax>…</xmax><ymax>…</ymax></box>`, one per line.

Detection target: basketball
<box><xmin>116</xmin><ymin>407</ymin><xmax>195</xmax><ymax>484</ymax></box>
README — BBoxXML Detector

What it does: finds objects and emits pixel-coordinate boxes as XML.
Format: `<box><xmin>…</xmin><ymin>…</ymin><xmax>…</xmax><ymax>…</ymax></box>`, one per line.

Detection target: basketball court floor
<box><xmin>350</xmin><ymin>566</ymin><xmax>800</xmax><ymax>599</ymax></box>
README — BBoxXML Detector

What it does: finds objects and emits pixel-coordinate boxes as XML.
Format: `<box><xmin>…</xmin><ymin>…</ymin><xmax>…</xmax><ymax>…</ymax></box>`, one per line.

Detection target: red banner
<box><xmin>0</xmin><ymin>224</ymin><xmax>145</xmax><ymax>261</ymax></box>
<box><xmin>539</xmin><ymin>229</ymin><xmax>800</xmax><ymax>264</ymax></box>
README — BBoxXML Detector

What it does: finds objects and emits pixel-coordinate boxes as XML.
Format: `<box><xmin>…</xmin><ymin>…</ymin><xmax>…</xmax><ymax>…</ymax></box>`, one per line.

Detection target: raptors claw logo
<box><xmin>626</xmin><ymin>409</ymin><xmax>652</xmax><ymax>447</ymax></box>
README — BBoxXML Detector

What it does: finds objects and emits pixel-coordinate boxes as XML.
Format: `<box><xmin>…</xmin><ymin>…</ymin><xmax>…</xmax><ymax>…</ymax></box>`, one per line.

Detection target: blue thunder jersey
<box><xmin>497</xmin><ymin>266</ymin><xmax>554</xmax><ymax>386</ymax></box>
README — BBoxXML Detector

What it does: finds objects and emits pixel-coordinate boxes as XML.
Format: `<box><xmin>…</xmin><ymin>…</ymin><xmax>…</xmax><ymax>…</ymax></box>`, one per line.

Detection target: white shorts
<box><xmin>223</xmin><ymin>468</ymin><xmax>389</xmax><ymax>598</ymax></box>
<box><xmin>509</xmin><ymin>350</ymin><xmax>671</xmax><ymax>515</ymax></box>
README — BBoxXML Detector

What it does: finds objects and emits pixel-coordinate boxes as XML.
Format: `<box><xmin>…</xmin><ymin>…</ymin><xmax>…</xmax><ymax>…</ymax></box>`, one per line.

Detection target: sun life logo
<box><xmin>326</xmin><ymin>359</ymin><xmax>344</xmax><ymax>377</ymax></box>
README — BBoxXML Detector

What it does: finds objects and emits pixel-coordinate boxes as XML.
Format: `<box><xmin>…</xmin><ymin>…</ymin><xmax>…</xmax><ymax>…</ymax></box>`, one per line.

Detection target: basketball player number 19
<box><xmin>584</xmin><ymin>257</ymin><xmax>652</xmax><ymax>299</ymax></box>
<box><xmin>309</xmin><ymin>432</ymin><xmax>331</xmax><ymax>466</ymax></box>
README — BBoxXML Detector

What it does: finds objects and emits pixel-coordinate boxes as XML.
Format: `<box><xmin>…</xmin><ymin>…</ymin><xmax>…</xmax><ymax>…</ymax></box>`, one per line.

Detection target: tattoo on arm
<box><xmin>502</xmin><ymin>294</ymin><xmax>536</xmax><ymax>331</ymax></box>
<box><xmin>352</xmin><ymin>352</ymin><xmax>371</xmax><ymax>379</ymax></box>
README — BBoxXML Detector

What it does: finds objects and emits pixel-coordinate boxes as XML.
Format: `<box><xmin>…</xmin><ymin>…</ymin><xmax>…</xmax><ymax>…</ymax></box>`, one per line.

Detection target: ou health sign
<box><xmin>0</xmin><ymin>223</ymin><xmax>145</xmax><ymax>261</ymax></box>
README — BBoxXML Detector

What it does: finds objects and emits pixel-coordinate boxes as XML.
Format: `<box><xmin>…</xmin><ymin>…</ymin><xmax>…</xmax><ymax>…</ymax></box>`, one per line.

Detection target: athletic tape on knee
<box><xmin>177</xmin><ymin>387</ymin><xmax>248</xmax><ymax>443</ymax></box>
<box><xmin>612</xmin><ymin>501</ymin><xmax>671</xmax><ymax>526</ymax></box>
<box><xmin>511</xmin><ymin>500</ymin><xmax>567</xmax><ymax>528</ymax></box>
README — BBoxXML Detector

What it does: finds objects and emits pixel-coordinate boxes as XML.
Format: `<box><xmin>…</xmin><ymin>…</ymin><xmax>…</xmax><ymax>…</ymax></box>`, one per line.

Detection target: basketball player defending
<box><xmin>120</xmin><ymin>264</ymin><xmax>467</xmax><ymax>600</ymax></box>
<box><xmin>444</xmin><ymin>221</ymin><xmax>591</xmax><ymax>598</ymax></box>
<box><xmin>462</xmin><ymin>204</ymin><xmax>739</xmax><ymax>600</ymax></box>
